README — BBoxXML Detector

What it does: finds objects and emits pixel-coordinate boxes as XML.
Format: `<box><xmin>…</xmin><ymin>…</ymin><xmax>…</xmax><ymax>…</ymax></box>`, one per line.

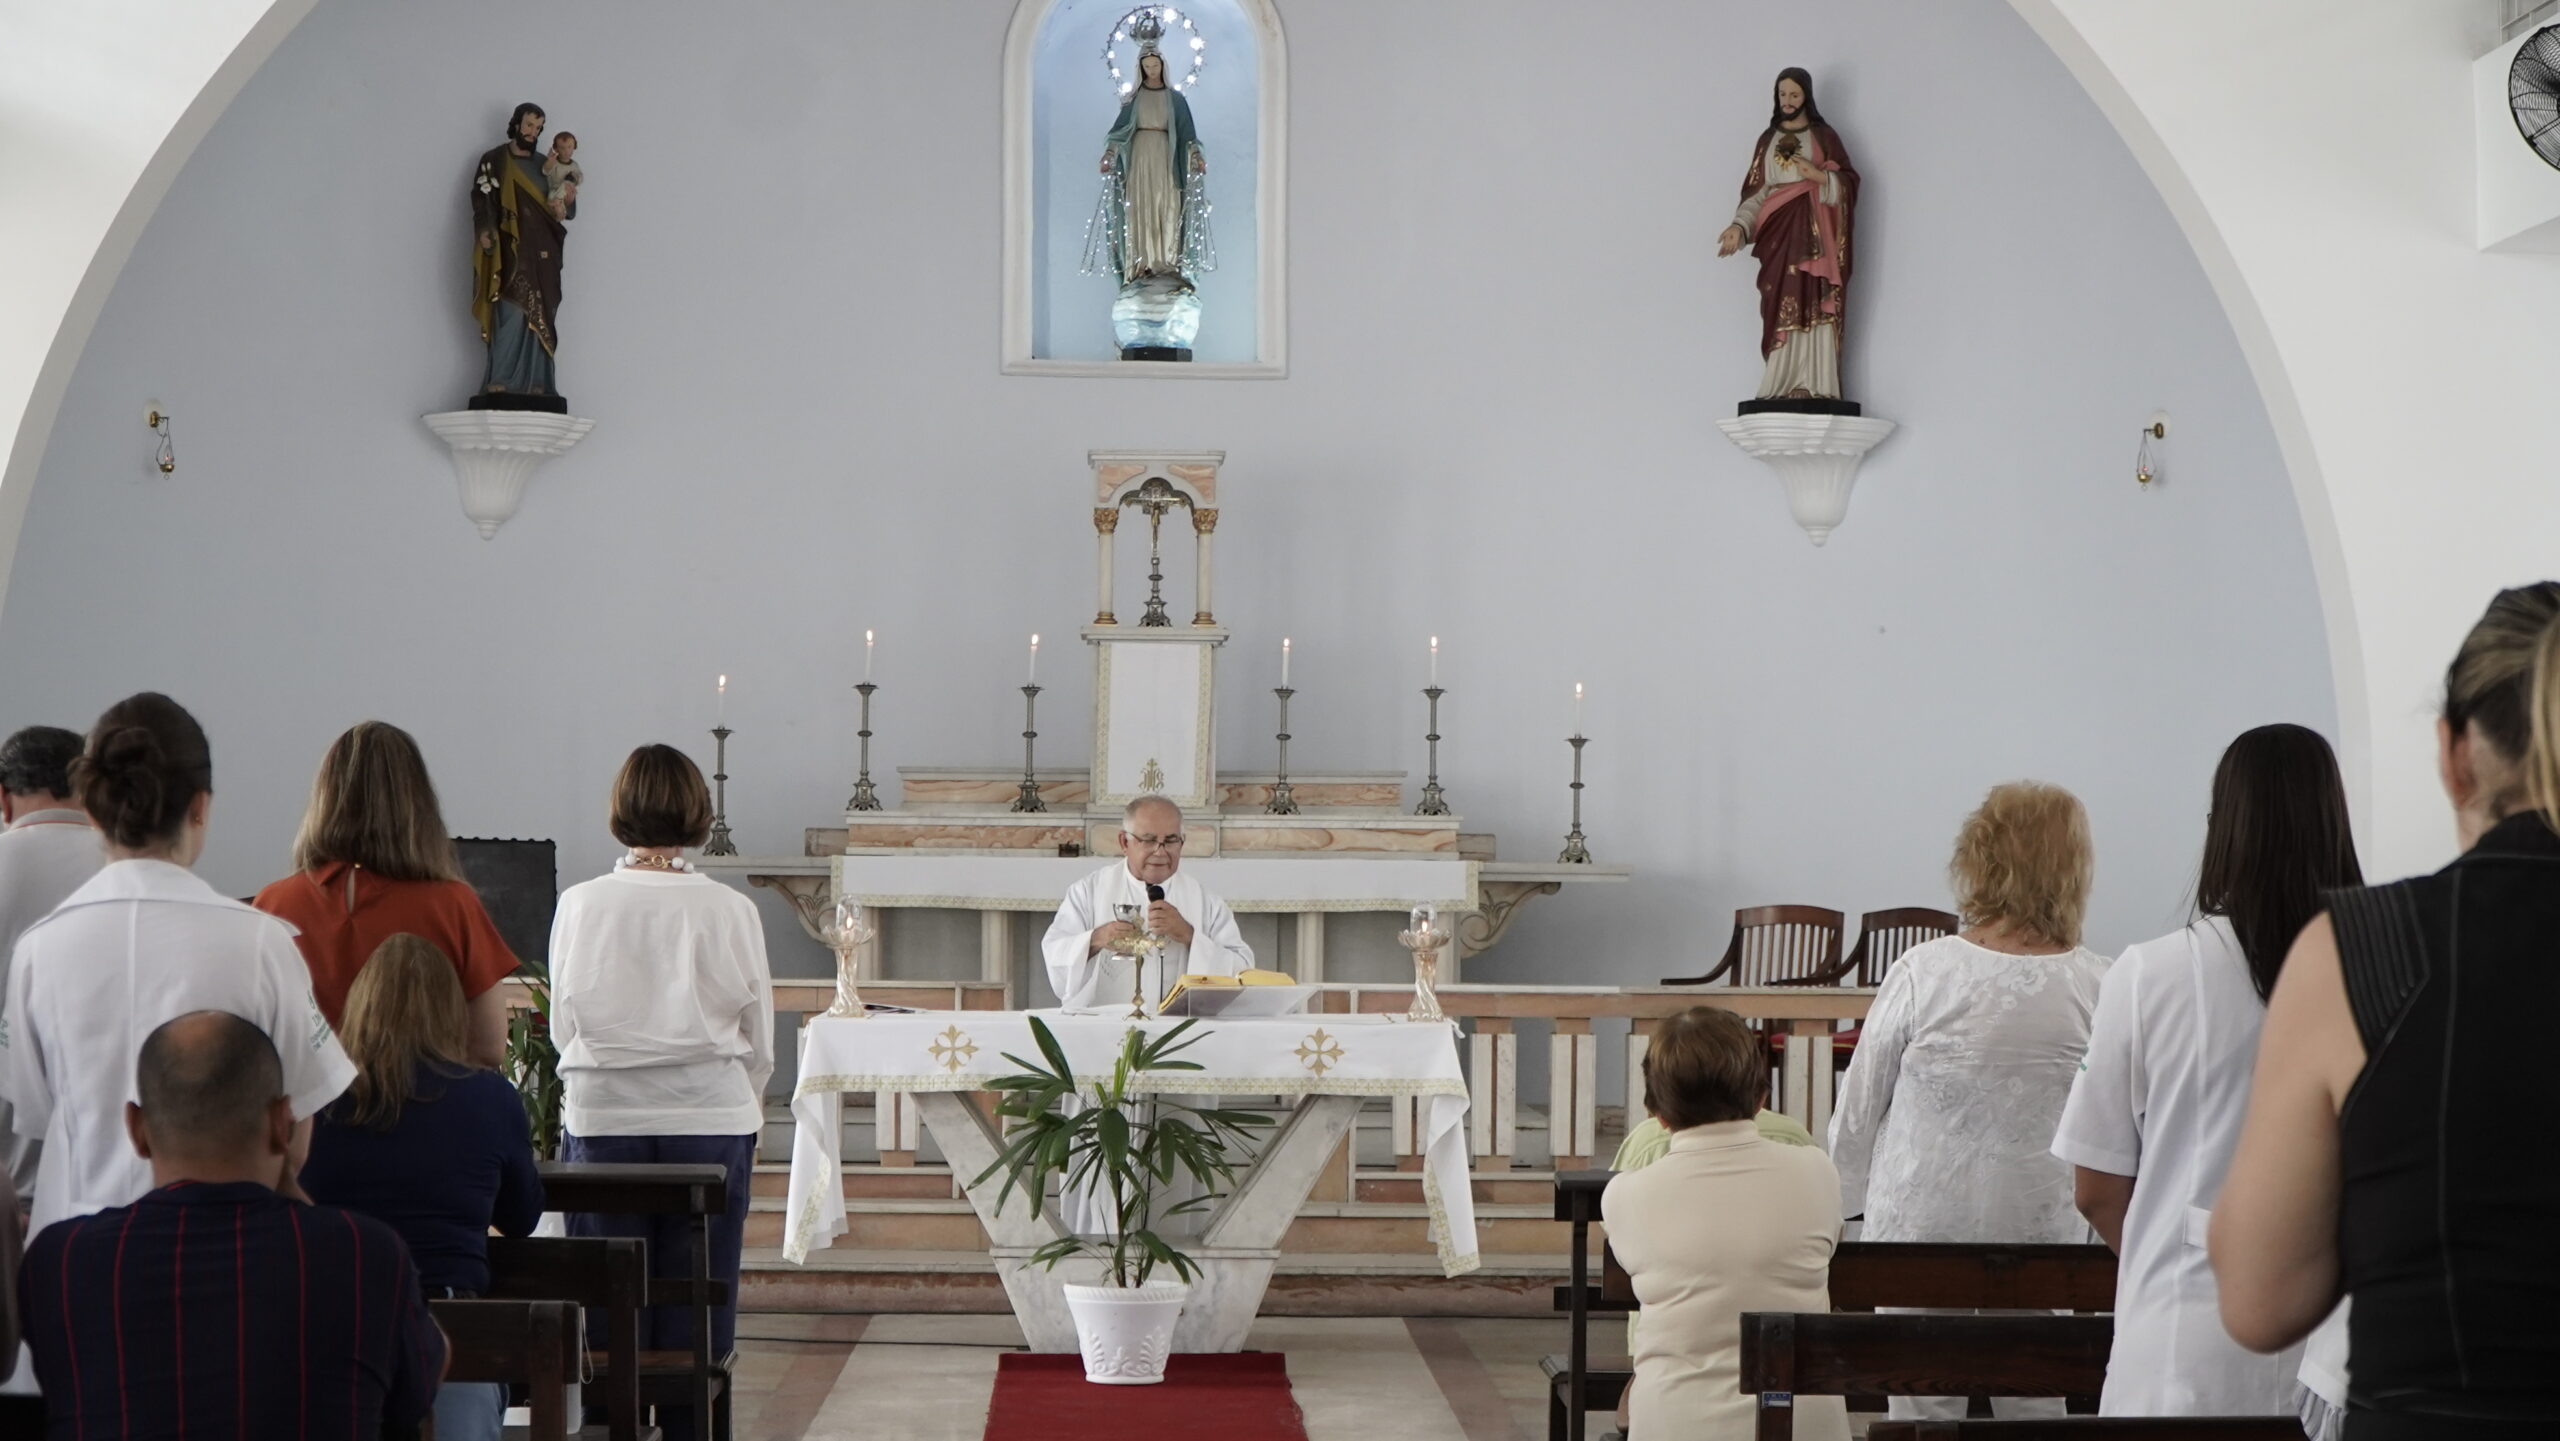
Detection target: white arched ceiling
<box><xmin>0</xmin><ymin>0</ymin><xmax>315</xmax><ymax>617</ymax></box>
<box><xmin>2011</xmin><ymin>0</ymin><xmax>2560</xmax><ymax>879</ymax></box>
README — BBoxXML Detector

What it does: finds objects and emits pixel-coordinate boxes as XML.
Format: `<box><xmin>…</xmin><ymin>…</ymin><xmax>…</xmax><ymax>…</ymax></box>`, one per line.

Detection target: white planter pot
<box><xmin>1062</xmin><ymin>1281</ymin><xmax>1188</xmax><ymax>1385</ymax></box>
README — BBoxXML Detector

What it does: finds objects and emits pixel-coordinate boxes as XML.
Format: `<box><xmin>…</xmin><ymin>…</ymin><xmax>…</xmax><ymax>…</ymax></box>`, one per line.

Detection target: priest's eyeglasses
<box><xmin>1126</xmin><ymin>832</ymin><xmax>1185</xmax><ymax>851</ymax></box>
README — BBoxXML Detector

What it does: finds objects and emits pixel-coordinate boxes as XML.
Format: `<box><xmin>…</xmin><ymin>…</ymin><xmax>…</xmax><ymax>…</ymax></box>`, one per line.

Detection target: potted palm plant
<box><xmin>977</xmin><ymin>1016</ymin><xmax>1271</xmax><ymax>1384</ymax></box>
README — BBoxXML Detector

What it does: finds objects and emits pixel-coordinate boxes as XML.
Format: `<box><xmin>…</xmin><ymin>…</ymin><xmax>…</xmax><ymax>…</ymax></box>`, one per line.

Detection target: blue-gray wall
<box><xmin>0</xmin><ymin>0</ymin><xmax>2332</xmax><ymax>986</ymax></box>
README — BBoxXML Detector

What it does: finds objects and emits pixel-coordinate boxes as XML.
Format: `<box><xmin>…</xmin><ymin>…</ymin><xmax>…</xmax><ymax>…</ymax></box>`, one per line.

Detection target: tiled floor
<box><xmin>726</xmin><ymin>1313</ymin><xmax>1568</xmax><ymax>1441</ymax></box>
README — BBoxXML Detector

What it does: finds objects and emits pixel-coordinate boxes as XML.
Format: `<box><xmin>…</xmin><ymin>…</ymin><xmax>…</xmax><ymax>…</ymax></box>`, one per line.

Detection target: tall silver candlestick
<box><xmin>1010</xmin><ymin>684</ymin><xmax>1048</xmax><ymax>812</ymax></box>
<box><xmin>1415</xmin><ymin>685</ymin><xmax>1451</xmax><ymax>816</ymax></box>
<box><xmin>705</xmin><ymin>724</ymin><xmax>739</xmax><ymax>856</ymax></box>
<box><xmin>846</xmin><ymin>682</ymin><xmax>883</xmax><ymax>811</ymax></box>
<box><xmin>1266</xmin><ymin>686</ymin><xmax>1300</xmax><ymax>815</ymax></box>
<box><xmin>1557</xmin><ymin>734</ymin><xmax>1592</xmax><ymax>864</ymax></box>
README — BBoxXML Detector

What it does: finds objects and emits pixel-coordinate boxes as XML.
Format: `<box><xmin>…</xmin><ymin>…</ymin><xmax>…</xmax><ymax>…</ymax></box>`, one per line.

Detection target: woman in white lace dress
<box><xmin>1829</xmin><ymin>780</ymin><xmax>2110</xmax><ymax>1419</ymax></box>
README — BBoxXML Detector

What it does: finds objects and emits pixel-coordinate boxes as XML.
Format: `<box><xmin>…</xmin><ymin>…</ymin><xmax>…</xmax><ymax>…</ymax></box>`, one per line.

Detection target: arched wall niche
<box><xmin>1001</xmin><ymin>0</ymin><xmax>1288</xmax><ymax>377</ymax></box>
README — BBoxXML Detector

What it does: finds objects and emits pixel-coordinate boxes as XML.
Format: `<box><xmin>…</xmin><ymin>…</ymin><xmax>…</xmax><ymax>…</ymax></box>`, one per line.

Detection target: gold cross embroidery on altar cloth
<box><xmin>1295</xmin><ymin>1028</ymin><xmax>1345</xmax><ymax>1077</ymax></box>
<box><xmin>930</xmin><ymin>1026</ymin><xmax>980</xmax><ymax>1073</ymax></box>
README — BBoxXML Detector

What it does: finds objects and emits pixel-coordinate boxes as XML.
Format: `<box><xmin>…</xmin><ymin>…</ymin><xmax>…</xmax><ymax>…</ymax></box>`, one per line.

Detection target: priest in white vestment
<box><xmin>1042</xmin><ymin>796</ymin><xmax>1253</xmax><ymax>1011</ymax></box>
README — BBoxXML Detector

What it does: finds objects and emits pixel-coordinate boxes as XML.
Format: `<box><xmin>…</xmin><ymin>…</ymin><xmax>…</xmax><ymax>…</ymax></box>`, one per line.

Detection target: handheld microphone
<box><xmin>1146</xmin><ymin>884</ymin><xmax>1166</xmax><ymax>903</ymax></box>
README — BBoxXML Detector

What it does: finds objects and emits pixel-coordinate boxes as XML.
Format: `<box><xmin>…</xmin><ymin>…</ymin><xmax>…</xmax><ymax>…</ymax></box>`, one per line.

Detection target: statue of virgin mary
<box><xmin>1084</xmin><ymin>47</ymin><xmax>1213</xmax><ymax>283</ymax></box>
<box><xmin>1082</xmin><ymin>18</ymin><xmax>1215</xmax><ymax>359</ymax></box>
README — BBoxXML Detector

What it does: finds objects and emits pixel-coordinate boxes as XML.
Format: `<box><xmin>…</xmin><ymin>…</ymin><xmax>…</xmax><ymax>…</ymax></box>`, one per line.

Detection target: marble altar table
<box><xmin>784</xmin><ymin>1009</ymin><xmax>1478</xmax><ymax>1352</ymax></box>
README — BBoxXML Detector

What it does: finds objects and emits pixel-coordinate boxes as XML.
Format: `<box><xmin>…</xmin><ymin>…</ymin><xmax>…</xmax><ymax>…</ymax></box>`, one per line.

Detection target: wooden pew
<box><xmin>1832</xmin><ymin>1241</ymin><xmax>2117</xmax><ymax>1313</ymax></box>
<box><xmin>538</xmin><ymin>1162</ymin><xmax>734</xmax><ymax>1441</ymax></box>
<box><xmin>1549</xmin><ymin>1172</ymin><xmax>2120</xmax><ymax>1441</ymax></box>
<box><xmin>486</xmin><ymin>1236</ymin><xmax>655</xmax><ymax>1441</ymax></box>
<box><xmin>432</xmin><ymin>1299</ymin><xmax>582</xmax><ymax>1441</ymax></box>
<box><xmin>1868</xmin><ymin>1423</ymin><xmax>2305</xmax><ymax>1441</ymax></box>
<box><xmin>1740</xmin><ymin>1312</ymin><xmax>2114</xmax><ymax>1440</ymax></box>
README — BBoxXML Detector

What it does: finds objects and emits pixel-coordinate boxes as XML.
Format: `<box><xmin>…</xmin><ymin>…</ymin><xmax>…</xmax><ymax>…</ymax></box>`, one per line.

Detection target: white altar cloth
<box><xmin>784</xmin><ymin>1010</ymin><xmax>1480</xmax><ymax>1276</ymax></box>
<box><xmin>831</xmin><ymin>855</ymin><xmax>1479</xmax><ymax>913</ymax></box>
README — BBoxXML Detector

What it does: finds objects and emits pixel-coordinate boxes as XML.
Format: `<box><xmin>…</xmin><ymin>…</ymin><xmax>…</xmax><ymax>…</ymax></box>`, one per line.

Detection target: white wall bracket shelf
<box><xmin>422</xmin><ymin>409</ymin><xmax>595</xmax><ymax>538</ymax></box>
<box><xmin>1716</xmin><ymin>411</ymin><xmax>1898</xmax><ymax>546</ymax></box>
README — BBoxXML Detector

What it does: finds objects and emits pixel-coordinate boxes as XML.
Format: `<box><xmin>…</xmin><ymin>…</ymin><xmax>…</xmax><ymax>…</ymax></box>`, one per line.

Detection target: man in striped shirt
<box><xmin>18</xmin><ymin>1011</ymin><xmax>444</xmax><ymax>1437</ymax></box>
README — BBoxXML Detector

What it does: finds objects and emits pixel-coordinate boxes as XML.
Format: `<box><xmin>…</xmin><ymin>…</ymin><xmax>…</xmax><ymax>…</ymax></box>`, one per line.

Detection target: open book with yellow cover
<box><xmin>1157</xmin><ymin>969</ymin><xmax>1315</xmax><ymax>1017</ymax></box>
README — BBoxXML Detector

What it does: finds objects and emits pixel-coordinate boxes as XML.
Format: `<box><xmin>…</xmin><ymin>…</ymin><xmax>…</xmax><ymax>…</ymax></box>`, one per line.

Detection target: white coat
<box><xmin>2051</xmin><ymin>917</ymin><xmax>2303</xmax><ymax>1415</ymax></box>
<box><xmin>1039</xmin><ymin>860</ymin><xmax>1253</xmax><ymax>1010</ymax></box>
<box><xmin>0</xmin><ymin>859</ymin><xmax>354</xmax><ymax>1239</ymax></box>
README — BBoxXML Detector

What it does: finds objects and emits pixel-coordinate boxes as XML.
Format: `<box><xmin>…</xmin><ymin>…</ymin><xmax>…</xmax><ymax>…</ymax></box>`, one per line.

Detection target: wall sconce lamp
<box><xmin>145</xmin><ymin>403</ymin><xmax>175</xmax><ymax>476</ymax></box>
<box><xmin>2136</xmin><ymin>411</ymin><xmax>2168</xmax><ymax>487</ymax></box>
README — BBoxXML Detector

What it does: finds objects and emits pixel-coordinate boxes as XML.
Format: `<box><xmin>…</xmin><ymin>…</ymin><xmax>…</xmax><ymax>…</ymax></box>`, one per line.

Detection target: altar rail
<box><xmin>1313</xmin><ymin>983</ymin><xmax>1870</xmax><ymax>1170</ymax></box>
<box><xmin>501</xmin><ymin>978</ymin><xmax>1870</xmax><ymax>1173</ymax></box>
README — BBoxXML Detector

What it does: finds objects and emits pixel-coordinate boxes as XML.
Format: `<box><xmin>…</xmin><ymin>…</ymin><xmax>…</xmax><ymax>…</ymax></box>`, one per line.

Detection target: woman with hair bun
<box><xmin>0</xmin><ymin>693</ymin><xmax>355</xmax><ymax>1249</ymax></box>
<box><xmin>2214</xmin><ymin>583</ymin><xmax>2560</xmax><ymax>1437</ymax></box>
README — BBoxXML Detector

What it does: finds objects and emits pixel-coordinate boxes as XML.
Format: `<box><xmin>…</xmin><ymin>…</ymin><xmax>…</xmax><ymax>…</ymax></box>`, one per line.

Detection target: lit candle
<box><xmin>1573</xmin><ymin>681</ymin><xmax>1584</xmax><ymax>737</ymax></box>
<box><xmin>718</xmin><ymin>673</ymin><xmax>728</xmax><ymax>724</ymax></box>
<box><xmin>864</xmin><ymin>629</ymin><xmax>875</xmax><ymax>682</ymax></box>
<box><xmin>1411</xmin><ymin>902</ymin><xmax>1437</xmax><ymax>934</ymax></box>
<box><xmin>1028</xmin><ymin>633</ymin><xmax>1040</xmax><ymax>684</ymax></box>
<box><xmin>1429</xmin><ymin>635</ymin><xmax>1439</xmax><ymax>687</ymax></box>
<box><xmin>1281</xmin><ymin>636</ymin><xmax>1292</xmax><ymax>687</ymax></box>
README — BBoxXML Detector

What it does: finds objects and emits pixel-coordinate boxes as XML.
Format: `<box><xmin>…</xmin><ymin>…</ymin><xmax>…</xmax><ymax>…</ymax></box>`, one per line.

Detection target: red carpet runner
<box><xmin>983</xmin><ymin>1353</ymin><xmax>1308</xmax><ymax>1441</ymax></box>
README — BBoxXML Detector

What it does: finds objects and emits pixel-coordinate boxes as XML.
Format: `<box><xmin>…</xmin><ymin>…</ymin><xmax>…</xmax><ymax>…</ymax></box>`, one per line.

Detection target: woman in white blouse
<box><xmin>2052</xmin><ymin>725</ymin><xmax>2360</xmax><ymax>1418</ymax></box>
<box><xmin>1828</xmin><ymin>780</ymin><xmax>2109</xmax><ymax>1420</ymax></box>
<box><xmin>549</xmin><ymin>744</ymin><xmax>772</xmax><ymax>1441</ymax></box>
<box><xmin>2</xmin><ymin>693</ymin><xmax>354</xmax><ymax>1242</ymax></box>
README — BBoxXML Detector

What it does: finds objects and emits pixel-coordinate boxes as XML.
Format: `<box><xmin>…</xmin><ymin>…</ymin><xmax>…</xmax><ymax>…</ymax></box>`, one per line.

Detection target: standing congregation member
<box><xmin>21</xmin><ymin>1012</ymin><xmax>444</xmax><ymax>1438</ymax></box>
<box><xmin>1041</xmin><ymin>795</ymin><xmax>1254</xmax><ymax>1011</ymax></box>
<box><xmin>2053</xmin><ymin>724</ymin><xmax>2362</xmax><ymax>1416</ymax></box>
<box><xmin>0</xmin><ymin>724</ymin><xmax>102</xmax><ymax>1199</ymax></box>
<box><xmin>255</xmin><ymin>720</ymin><xmax>517</xmax><ymax>1067</ymax></box>
<box><xmin>1604</xmin><ymin>1007</ymin><xmax>1848</xmax><ymax>1441</ymax></box>
<box><xmin>549</xmin><ymin>744</ymin><xmax>771</xmax><ymax>1441</ymax></box>
<box><xmin>302</xmin><ymin>934</ymin><xmax>542</xmax><ymax>1441</ymax></box>
<box><xmin>0</xmin><ymin>692</ymin><xmax>354</xmax><ymax>1243</ymax></box>
<box><xmin>2214</xmin><ymin>583</ymin><xmax>2560</xmax><ymax>1439</ymax></box>
<box><xmin>1829</xmin><ymin>780</ymin><xmax>2109</xmax><ymax>1421</ymax></box>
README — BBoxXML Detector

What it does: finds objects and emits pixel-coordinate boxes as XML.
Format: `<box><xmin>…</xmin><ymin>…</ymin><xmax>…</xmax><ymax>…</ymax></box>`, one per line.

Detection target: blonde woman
<box><xmin>255</xmin><ymin>721</ymin><xmax>516</xmax><ymax>1065</ymax></box>
<box><xmin>301</xmin><ymin>934</ymin><xmax>542</xmax><ymax>1441</ymax></box>
<box><xmin>1828</xmin><ymin>781</ymin><xmax>2109</xmax><ymax>1420</ymax></box>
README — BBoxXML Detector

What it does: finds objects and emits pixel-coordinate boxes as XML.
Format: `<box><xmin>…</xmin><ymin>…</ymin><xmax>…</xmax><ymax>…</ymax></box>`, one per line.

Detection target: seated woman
<box><xmin>1603</xmin><ymin>1006</ymin><xmax>1847</xmax><ymax>1440</ymax></box>
<box><xmin>1828</xmin><ymin>780</ymin><xmax>2109</xmax><ymax>1421</ymax></box>
<box><xmin>300</xmin><ymin>933</ymin><xmax>542</xmax><ymax>1441</ymax></box>
<box><xmin>549</xmin><ymin>744</ymin><xmax>772</xmax><ymax>1441</ymax></box>
<box><xmin>2214</xmin><ymin>582</ymin><xmax>2560</xmax><ymax>1439</ymax></box>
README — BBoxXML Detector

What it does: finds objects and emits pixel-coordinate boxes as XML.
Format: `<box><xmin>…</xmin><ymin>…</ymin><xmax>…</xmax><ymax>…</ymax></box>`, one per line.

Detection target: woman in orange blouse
<box><xmin>255</xmin><ymin>721</ymin><xmax>516</xmax><ymax>1066</ymax></box>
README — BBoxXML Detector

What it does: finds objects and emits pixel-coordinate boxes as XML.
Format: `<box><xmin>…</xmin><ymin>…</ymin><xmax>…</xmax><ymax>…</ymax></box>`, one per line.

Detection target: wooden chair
<box><xmin>1662</xmin><ymin>906</ymin><xmax>1846</xmax><ymax>987</ymax></box>
<box><xmin>1740</xmin><ymin>1312</ymin><xmax>2114</xmax><ymax>1440</ymax></box>
<box><xmin>431</xmin><ymin>1299</ymin><xmax>582</xmax><ymax>1441</ymax></box>
<box><xmin>1867</xmin><ymin>1423</ymin><xmax>2306</xmax><ymax>1441</ymax></box>
<box><xmin>1826</xmin><ymin>908</ymin><xmax>1961</xmax><ymax>986</ymax></box>
<box><xmin>485</xmin><ymin>1236</ymin><xmax>656</xmax><ymax>1441</ymax></box>
<box><xmin>538</xmin><ymin>1162</ymin><xmax>734</xmax><ymax>1441</ymax></box>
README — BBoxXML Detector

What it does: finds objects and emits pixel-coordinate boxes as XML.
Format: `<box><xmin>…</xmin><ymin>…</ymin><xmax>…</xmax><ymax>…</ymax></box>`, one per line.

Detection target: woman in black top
<box><xmin>2213</xmin><ymin>582</ymin><xmax>2560</xmax><ymax>1438</ymax></box>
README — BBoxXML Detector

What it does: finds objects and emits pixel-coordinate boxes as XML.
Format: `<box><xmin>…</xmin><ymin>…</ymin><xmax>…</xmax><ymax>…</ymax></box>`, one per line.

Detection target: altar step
<box><xmin>737</xmin><ymin>1248</ymin><xmax>1564</xmax><ymax>1319</ymax></box>
<box><xmin>733</xmin><ymin>1193</ymin><xmax>1584</xmax><ymax>1256</ymax></box>
<box><xmin>746</xmin><ymin>1160</ymin><xmax>1559</xmax><ymax>1209</ymax></box>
